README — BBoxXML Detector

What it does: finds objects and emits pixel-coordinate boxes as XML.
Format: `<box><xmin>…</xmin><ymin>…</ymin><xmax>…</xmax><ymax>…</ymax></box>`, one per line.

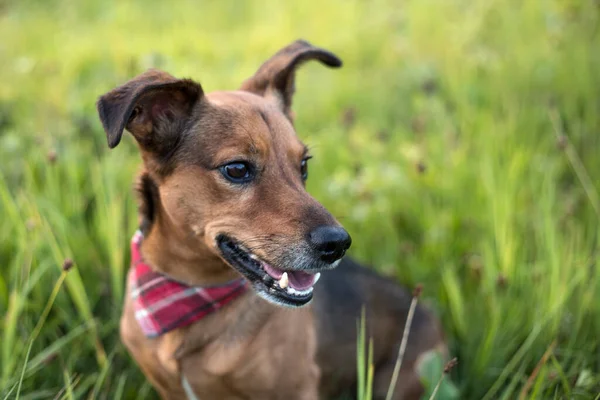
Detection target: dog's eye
<box><xmin>220</xmin><ymin>162</ymin><xmax>254</xmax><ymax>184</ymax></box>
<box><xmin>300</xmin><ymin>158</ymin><xmax>309</xmax><ymax>181</ymax></box>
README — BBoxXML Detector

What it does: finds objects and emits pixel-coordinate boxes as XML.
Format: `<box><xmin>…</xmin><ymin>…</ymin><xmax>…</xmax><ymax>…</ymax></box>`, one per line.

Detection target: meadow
<box><xmin>0</xmin><ymin>0</ymin><xmax>599</xmax><ymax>398</ymax></box>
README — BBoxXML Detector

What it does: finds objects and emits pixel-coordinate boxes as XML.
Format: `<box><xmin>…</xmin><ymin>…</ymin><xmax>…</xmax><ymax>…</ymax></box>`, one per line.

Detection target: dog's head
<box><xmin>97</xmin><ymin>40</ymin><xmax>350</xmax><ymax>307</ymax></box>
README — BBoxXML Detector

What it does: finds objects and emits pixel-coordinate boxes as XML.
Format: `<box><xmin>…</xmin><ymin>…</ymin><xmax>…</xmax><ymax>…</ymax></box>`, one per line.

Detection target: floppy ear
<box><xmin>97</xmin><ymin>69</ymin><xmax>203</xmax><ymax>150</ymax></box>
<box><xmin>240</xmin><ymin>40</ymin><xmax>342</xmax><ymax>121</ymax></box>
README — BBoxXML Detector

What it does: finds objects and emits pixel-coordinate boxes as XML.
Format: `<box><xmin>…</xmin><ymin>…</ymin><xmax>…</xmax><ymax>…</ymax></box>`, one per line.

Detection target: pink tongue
<box><xmin>263</xmin><ymin>264</ymin><xmax>283</xmax><ymax>280</ymax></box>
<box><xmin>262</xmin><ymin>264</ymin><xmax>315</xmax><ymax>291</ymax></box>
<box><xmin>287</xmin><ymin>271</ymin><xmax>315</xmax><ymax>291</ymax></box>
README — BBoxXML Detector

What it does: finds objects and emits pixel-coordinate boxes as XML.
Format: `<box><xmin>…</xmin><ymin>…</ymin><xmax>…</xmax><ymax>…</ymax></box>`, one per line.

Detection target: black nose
<box><xmin>308</xmin><ymin>226</ymin><xmax>352</xmax><ymax>264</ymax></box>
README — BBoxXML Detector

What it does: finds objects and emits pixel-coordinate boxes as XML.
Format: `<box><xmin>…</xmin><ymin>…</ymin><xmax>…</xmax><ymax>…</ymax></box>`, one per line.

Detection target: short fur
<box><xmin>97</xmin><ymin>40</ymin><xmax>445</xmax><ymax>400</ymax></box>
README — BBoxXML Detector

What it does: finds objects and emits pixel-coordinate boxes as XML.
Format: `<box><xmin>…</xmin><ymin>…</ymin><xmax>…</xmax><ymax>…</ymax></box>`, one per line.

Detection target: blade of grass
<box><xmin>14</xmin><ymin>338</ymin><xmax>34</xmax><ymax>400</ymax></box>
<box><xmin>90</xmin><ymin>352</ymin><xmax>114</xmax><ymax>399</ymax></box>
<box><xmin>549</xmin><ymin>108</ymin><xmax>600</xmax><ymax>219</ymax></box>
<box><xmin>16</xmin><ymin>270</ymin><xmax>68</xmax><ymax>400</ymax></box>
<box><xmin>365</xmin><ymin>338</ymin><xmax>374</xmax><ymax>400</ymax></box>
<box><xmin>135</xmin><ymin>382</ymin><xmax>153</xmax><ymax>400</ymax></box>
<box><xmin>26</xmin><ymin>322</ymin><xmax>92</xmax><ymax>375</ymax></box>
<box><xmin>481</xmin><ymin>324</ymin><xmax>543</xmax><ymax>400</ymax></box>
<box><xmin>37</xmin><ymin>215</ymin><xmax>107</xmax><ymax>367</ymax></box>
<box><xmin>385</xmin><ymin>285</ymin><xmax>421</xmax><ymax>400</ymax></box>
<box><xmin>2</xmin><ymin>383</ymin><xmax>17</xmax><ymax>400</ymax></box>
<box><xmin>62</xmin><ymin>370</ymin><xmax>75</xmax><ymax>400</ymax></box>
<box><xmin>113</xmin><ymin>373</ymin><xmax>128</xmax><ymax>400</ymax></box>
<box><xmin>519</xmin><ymin>340</ymin><xmax>557</xmax><ymax>400</ymax></box>
<box><xmin>549</xmin><ymin>354</ymin><xmax>572</xmax><ymax>397</ymax></box>
<box><xmin>357</xmin><ymin>307</ymin><xmax>366</xmax><ymax>399</ymax></box>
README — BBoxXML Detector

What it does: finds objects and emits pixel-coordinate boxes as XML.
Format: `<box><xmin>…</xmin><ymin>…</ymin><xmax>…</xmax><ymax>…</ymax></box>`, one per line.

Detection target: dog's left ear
<box><xmin>240</xmin><ymin>40</ymin><xmax>342</xmax><ymax>121</ymax></box>
<box><xmin>97</xmin><ymin>69</ymin><xmax>203</xmax><ymax>150</ymax></box>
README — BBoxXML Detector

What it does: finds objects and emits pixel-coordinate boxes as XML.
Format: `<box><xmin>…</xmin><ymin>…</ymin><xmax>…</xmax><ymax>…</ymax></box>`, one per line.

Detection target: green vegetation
<box><xmin>1</xmin><ymin>0</ymin><xmax>599</xmax><ymax>398</ymax></box>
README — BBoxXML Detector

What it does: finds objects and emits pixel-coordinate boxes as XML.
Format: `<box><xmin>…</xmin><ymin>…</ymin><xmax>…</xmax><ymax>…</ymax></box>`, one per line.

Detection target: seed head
<box><xmin>444</xmin><ymin>357</ymin><xmax>458</xmax><ymax>374</ymax></box>
<box><xmin>62</xmin><ymin>258</ymin><xmax>74</xmax><ymax>271</ymax></box>
<box><xmin>412</xmin><ymin>284</ymin><xmax>423</xmax><ymax>298</ymax></box>
<box><xmin>47</xmin><ymin>150</ymin><xmax>58</xmax><ymax>163</ymax></box>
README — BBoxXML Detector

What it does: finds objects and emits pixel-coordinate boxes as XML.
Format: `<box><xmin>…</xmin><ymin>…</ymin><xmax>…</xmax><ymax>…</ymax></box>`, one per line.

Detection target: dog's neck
<box><xmin>135</xmin><ymin>171</ymin><xmax>240</xmax><ymax>286</ymax></box>
<box><xmin>140</xmin><ymin>206</ymin><xmax>240</xmax><ymax>287</ymax></box>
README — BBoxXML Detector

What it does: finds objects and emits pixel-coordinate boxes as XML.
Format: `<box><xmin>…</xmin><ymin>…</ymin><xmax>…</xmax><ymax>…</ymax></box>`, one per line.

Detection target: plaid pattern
<box><xmin>129</xmin><ymin>231</ymin><xmax>247</xmax><ymax>338</ymax></box>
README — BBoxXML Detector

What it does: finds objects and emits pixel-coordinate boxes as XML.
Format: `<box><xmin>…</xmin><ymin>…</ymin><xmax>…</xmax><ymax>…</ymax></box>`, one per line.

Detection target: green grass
<box><xmin>1</xmin><ymin>0</ymin><xmax>599</xmax><ymax>398</ymax></box>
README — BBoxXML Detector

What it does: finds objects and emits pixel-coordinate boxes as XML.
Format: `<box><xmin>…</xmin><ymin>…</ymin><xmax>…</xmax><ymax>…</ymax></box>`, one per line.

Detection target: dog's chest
<box><xmin>180</xmin><ymin>307</ymin><xmax>320</xmax><ymax>399</ymax></box>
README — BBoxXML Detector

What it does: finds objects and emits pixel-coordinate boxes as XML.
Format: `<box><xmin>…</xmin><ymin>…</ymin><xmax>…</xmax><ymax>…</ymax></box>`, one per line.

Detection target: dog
<box><xmin>97</xmin><ymin>40</ymin><xmax>445</xmax><ymax>400</ymax></box>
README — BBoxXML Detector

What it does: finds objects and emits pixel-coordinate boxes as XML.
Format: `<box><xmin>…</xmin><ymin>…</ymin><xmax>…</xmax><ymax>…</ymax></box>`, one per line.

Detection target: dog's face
<box><xmin>97</xmin><ymin>41</ymin><xmax>350</xmax><ymax>307</ymax></box>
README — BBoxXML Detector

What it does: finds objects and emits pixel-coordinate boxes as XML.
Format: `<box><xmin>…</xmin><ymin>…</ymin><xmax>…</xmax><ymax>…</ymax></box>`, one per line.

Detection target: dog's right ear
<box><xmin>97</xmin><ymin>69</ymin><xmax>203</xmax><ymax>150</ymax></box>
<box><xmin>240</xmin><ymin>40</ymin><xmax>342</xmax><ymax>122</ymax></box>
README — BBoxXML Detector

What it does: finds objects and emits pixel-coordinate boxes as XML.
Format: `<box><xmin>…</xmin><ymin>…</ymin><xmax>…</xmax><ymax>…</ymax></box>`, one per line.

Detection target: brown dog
<box><xmin>97</xmin><ymin>40</ymin><xmax>445</xmax><ymax>400</ymax></box>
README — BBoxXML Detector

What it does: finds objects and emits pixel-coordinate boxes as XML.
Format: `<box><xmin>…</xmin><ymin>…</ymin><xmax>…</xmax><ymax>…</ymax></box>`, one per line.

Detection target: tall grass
<box><xmin>1</xmin><ymin>0</ymin><xmax>599</xmax><ymax>398</ymax></box>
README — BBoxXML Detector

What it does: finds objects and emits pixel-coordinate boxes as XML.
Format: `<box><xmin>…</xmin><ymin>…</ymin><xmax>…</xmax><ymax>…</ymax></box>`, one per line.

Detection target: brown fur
<box><xmin>98</xmin><ymin>40</ymin><xmax>445</xmax><ymax>399</ymax></box>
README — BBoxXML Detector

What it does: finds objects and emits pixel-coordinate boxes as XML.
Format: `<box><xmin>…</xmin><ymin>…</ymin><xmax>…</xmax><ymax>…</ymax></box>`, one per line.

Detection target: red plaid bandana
<box><xmin>129</xmin><ymin>231</ymin><xmax>247</xmax><ymax>338</ymax></box>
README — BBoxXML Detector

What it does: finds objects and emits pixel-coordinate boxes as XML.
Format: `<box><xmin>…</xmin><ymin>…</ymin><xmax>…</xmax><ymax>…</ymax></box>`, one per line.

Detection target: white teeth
<box><xmin>314</xmin><ymin>272</ymin><xmax>321</xmax><ymax>284</ymax></box>
<box><xmin>285</xmin><ymin>286</ymin><xmax>313</xmax><ymax>296</ymax></box>
<box><xmin>279</xmin><ymin>272</ymin><xmax>289</xmax><ymax>289</ymax></box>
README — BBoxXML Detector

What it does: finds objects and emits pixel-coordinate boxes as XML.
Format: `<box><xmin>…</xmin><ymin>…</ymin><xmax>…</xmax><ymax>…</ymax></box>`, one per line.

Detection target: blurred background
<box><xmin>1</xmin><ymin>0</ymin><xmax>599</xmax><ymax>398</ymax></box>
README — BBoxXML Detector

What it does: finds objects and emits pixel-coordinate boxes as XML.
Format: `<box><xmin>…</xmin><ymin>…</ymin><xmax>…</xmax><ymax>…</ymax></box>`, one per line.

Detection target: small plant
<box><xmin>427</xmin><ymin>358</ymin><xmax>458</xmax><ymax>400</ymax></box>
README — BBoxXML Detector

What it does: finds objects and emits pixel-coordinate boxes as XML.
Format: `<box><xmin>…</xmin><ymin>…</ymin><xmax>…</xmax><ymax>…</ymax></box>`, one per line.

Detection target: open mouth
<box><xmin>216</xmin><ymin>235</ymin><xmax>320</xmax><ymax>307</ymax></box>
